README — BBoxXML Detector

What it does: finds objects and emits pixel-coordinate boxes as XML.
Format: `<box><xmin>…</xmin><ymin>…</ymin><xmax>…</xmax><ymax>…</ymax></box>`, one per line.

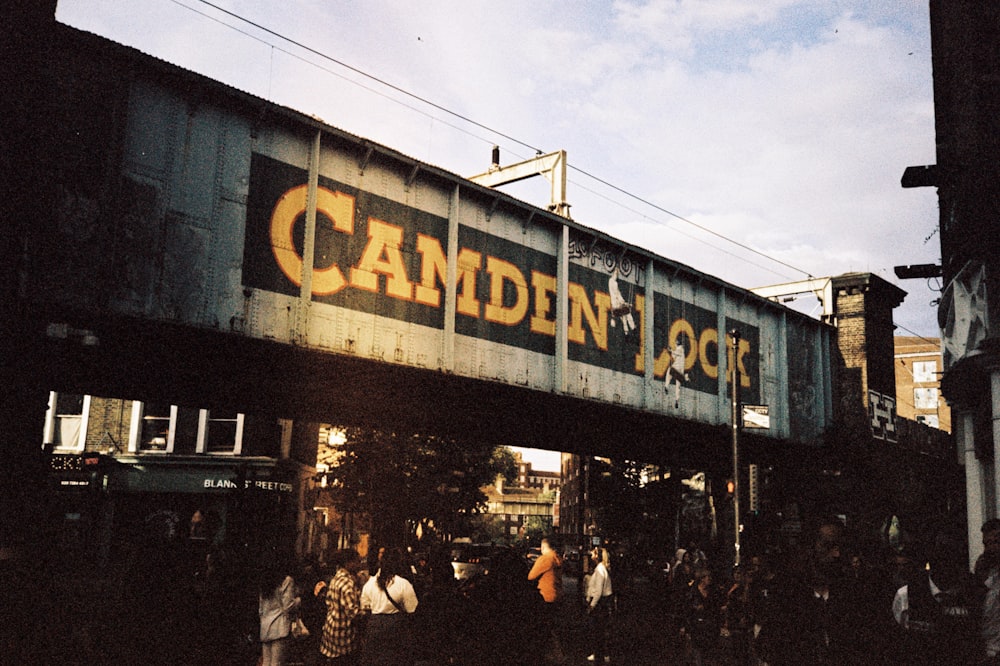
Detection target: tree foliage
<box><xmin>587</xmin><ymin>459</ymin><xmax>682</xmax><ymax>557</ymax></box>
<box><xmin>490</xmin><ymin>446</ymin><xmax>519</xmax><ymax>485</ymax></box>
<box><xmin>325</xmin><ymin>427</ymin><xmax>506</xmax><ymax>547</ymax></box>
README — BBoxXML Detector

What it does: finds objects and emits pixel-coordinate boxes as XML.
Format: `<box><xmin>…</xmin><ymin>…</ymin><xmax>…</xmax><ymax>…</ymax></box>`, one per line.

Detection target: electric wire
<box><xmin>186</xmin><ymin>0</ymin><xmax>544</xmax><ymax>156</ymax></box>
<box><xmin>183</xmin><ymin>0</ymin><xmax>814</xmax><ymax>282</ymax></box>
<box><xmin>170</xmin><ymin>0</ymin><xmax>501</xmax><ymax>153</ymax></box>
<box><xmin>175</xmin><ymin>0</ymin><xmax>945</xmax><ymax>336</ymax></box>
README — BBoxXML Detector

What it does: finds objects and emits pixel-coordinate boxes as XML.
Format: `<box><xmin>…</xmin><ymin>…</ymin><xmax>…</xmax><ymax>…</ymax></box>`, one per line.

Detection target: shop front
<box><xmin>49</xmin><ymin>453</ymin><xmax>305</xmax><ymax>576</ymax></box>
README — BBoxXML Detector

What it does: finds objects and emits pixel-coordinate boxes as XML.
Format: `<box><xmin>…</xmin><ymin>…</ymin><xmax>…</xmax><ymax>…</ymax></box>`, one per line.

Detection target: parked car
<box><xmin>562</xmin><ymin>547</ymin><xmax>582</xmax><ymax>577</ymax></box>
<box><xmin>449</xmin><ymin>542</ymin><xmax>499</xmax><ymax>581</ymax></box>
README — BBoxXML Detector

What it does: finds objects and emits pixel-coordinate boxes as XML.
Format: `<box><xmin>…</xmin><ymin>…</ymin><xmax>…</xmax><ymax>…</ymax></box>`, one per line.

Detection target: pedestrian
<box><xmin>585</xmin><ymin>546</ymin><xmax>614</xmax><ymax>663</ymax></box>
<box><xmin>668</xmin><ymin>549</ymin><xmax>696</xmax><ymax>649</ymax></box>
<box><xmin>893</xmin><ymin>538</ymin><xmax>983</xmax><ymax>665</ymax></box>
<box><xmin>528</xmin><ymin>536</ymin><xmax>566</xmax><ymax>664</ymax></box>
<box><xmin>681</xmin><ymin>567</ymin><xmax>723</xmax><ymax>666</ymax></box>
<box><xmin>412</xmin><ymin>546</ymin><xmax>466</xmax><ymax>665</ymax></box>
<box><xmin>359</xmin><ymin>547</ymin><xmax>418</xmax><ymax>666</ymax></box>
<box><xmin>724</xmin><ymin>565</ymin><xmax>753</xmax><ymax>666</ymax></box>
<box><xmin>457</xmin><ymin>546</ymin><xmax>542</xmax><ymax>665</ymax></box>
<box><xmin>755</xmin><ymin>515</ymin><xmax>879</xmax><ymax>665</ymax></box>
<box><xmin>292</xmin><ymin>556</ymin><xmax>329</xmax><ymax>665</ymax></box>
<box><xmin>319</xmin><ymin>549</ymin><xmax>364</xmax><ymax>666</ymax></box>
<box><xmin>976</xmin><ymin>519</ymin><xmax>1000</xmax><ymax>663</ymax></box>
<box><xmin>259</xmin><ymin>558</ymin><xmax>301</xmax><ymax>666</ymax></box>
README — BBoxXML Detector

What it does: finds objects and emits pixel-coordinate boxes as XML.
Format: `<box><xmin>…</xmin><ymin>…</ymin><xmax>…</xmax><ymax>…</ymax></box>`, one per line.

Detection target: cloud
<box><xmin>56</xmin><ymin>0</ymin><xmax>940</xmax><ymax>335</ymax></box>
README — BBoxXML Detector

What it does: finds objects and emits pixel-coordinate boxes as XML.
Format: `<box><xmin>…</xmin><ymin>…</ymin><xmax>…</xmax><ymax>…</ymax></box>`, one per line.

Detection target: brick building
<box><xmin>481</xmin><ymin>474</ymin><xmax>558</xmax><ymax>541</ymax></box>
<box><xmin>895</xmin><ymin>336</ymin><xmax>951</xmax><ymax>432</ymax></box>
<box><xmin>513</xmin><ymin>450</ymin><xmax>561</xmax><ymax>491</ymax></box>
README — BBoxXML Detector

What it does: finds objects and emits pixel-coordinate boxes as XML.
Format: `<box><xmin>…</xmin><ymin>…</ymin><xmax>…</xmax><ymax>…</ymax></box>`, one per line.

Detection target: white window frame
<box><xmin>913</xmin><ymin>387</ymin><xmax>939</xmax><ymax>410</ymax></box>
<box><xmin>912</xmin><ymin>360</ymin><xmax>938</xmax><ymax>383</ymax></box>
<box><xmin>128</xmin><ymin>401</ymin><xmax>177</xmax><ymax>453</ymax></box>
<box><xmin>43</xmin><ymin>391</ymin><xmax>91</xmax><ymax>452</ymax></box>
<box><xmin>917</xmin><ymin>414</ymin><xmax>940</xmax><ymax>428</ymax></box>
<box><xmin>196</xmin><ymin>409</ymin><xmax>245</xmax><ymax>455</ymax></box>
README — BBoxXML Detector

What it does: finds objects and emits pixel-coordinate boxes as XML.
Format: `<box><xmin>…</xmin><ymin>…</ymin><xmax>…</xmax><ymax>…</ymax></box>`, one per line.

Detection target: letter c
<box><xmin>270</xmin><ymin>185</ymin><xmax>356</xmax><ymax>294</ymax></box>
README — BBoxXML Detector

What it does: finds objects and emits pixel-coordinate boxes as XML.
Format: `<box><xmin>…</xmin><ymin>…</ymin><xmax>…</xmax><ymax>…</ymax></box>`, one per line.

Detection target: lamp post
<box><xmin>730</xmin><ymin>329</ymin><xmax>742</xmax><ymax>569</ymax></box>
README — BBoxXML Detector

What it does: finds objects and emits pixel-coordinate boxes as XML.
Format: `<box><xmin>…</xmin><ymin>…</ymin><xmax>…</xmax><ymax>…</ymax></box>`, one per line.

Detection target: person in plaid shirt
<box><xmin>320</xmin><ymin>549</ymin><xmax>364</xmax><ymax>665</ymax></box>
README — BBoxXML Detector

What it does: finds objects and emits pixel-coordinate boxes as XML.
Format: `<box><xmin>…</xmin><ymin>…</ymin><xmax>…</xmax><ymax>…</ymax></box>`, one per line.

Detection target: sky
<box><xmin>54</xmin><ymin>1</ymin><xmax>940</xmax><ymax>470</ymax></box>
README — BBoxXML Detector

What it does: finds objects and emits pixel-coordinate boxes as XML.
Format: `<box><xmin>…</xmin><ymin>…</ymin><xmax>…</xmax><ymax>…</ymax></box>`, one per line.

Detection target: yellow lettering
<box><xmin>530</xmin><ymin>271</ymin><xmax>557</xmax><ymax>336</ymax></box>
<box><xmin>669</xmin><ymin>319</ymin><xmax>697</xmax><ymax>371</ymax></box>
<box><xmin>633</xmin><ymin>294</ymin><xmax>646</xmax><ymax>373</ymax></box>
<box><xmin>700</xmin><ymin>328</ymin><xmax>719</xmax><ymax>379</ymax></box>
<box><xmin>725</xmin><ymin>336</ymin><xmax>751</xmax><ymax>387</ymax></box>
<box><xmin>655</xmin><ymin>318</ymin><xmax>697</xmax><ymax>378</ymax></box>
<box><xmin>456</xmin><ymin>248</ymin><xmax>482</xmax><ymax>317</ymax></box>
<box><xmin>568</xmin><ymin>283</ymin><xmax>610</xmax><ymax>351</ymax></box>
<box><xmin>484</xmin><ymin>257</ymin><xmax>529</xmax><ymax>326</ymax></box>
<box><xmin>270</xmin><ymin>185</ymin><xmax>355</xmax><ymax>294</ymax></box>
<box><xmin>350</xmin><ymin>218</ymin><xmax>414</xmax><ymax>300</ymax></box>
<box><xmin>414</xmin><ymin>234</ymin><xmax>446</xmax><ymax>307</ymax></box>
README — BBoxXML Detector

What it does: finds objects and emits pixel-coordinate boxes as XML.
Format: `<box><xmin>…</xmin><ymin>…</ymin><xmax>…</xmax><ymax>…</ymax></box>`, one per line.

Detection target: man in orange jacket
<box><xmin>528</xmin><ymin>537</ymin><xmax>566</xmax><ymax>662</ymax></box>
<box><xmin>528</xmin><ymin>537</ymin><xmax>564</xmax><ymax>602</ymax></box>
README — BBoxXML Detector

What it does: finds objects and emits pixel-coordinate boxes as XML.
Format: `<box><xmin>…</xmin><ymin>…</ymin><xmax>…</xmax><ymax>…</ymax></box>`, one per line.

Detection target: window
<box><xmin>129</xmin><ymin>404</ymin><xmax>243</xmax><ymax>454</ymax></box>
<box><xmin>917</xmin><ymin>414</ymin><xmax>940</xmax><ymax>428</ymax></box>
<box><xmin>912</xmin><ymin>361</ymin><xmax>938</xmax><ymax>383</ymax></box>
<box><xmin>197</xmin><ymin>409</ymin><xmax>245</xmax><ymax>454</ymax></box>
<box><xmin>914</xmin><ymin>387</ymin><xmax>939</xmax><ymax>410</ymax></box>
<box><xmin>130</xmin><ymin>402</ymin><xmax>176</xmax><ymax>452</ymax></box>
<box><xmin>44</xmin><ymin>392</ymin><xmax>91</xmax><ymax>452</ymax></box>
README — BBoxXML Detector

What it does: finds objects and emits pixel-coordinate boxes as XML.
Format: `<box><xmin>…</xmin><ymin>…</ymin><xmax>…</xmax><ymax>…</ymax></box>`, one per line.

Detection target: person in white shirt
<box><xmin>608</xmin><ymin>270</ymin><xmax>635</xmax><ymax>335</ymax></box>
<box><xmin>585</xmin><ymin>547</ymin><xmax>614</xmax><ymax>663</ymax></box>
<box><xmin>359</xmin><ymin>547</ymin><xmax>418</xmax><ymax>666</ymax></box>
<box><xmin>892</xmin><ymin>543</ymin><xmax>980</xmax><ymax>665</ymax></box>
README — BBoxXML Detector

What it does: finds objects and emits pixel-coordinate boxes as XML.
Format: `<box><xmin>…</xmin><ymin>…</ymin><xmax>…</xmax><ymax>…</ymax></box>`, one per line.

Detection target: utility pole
<box><xmin>730</xmin><ymin>329</ymin><xmax>742</xmax><ymax>569</ymax></box>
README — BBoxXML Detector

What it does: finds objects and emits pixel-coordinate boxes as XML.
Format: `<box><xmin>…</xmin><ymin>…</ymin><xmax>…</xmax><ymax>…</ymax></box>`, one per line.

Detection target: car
<box><xmin>562</xmin><ymin>547</ymin><xmax>582</xmax><ymax>576</ymax></box>
<box><xmin>449</xmin><ymin>543</ymin><xmax>499</xmax><ymax>581</ymax></box>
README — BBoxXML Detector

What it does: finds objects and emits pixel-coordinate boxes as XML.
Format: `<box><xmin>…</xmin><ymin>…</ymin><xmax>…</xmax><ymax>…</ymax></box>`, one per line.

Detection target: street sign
<box><xmin>742</xmin><ymin>405</ymin><xmax>770</xmax><ymax>429</ymax></box>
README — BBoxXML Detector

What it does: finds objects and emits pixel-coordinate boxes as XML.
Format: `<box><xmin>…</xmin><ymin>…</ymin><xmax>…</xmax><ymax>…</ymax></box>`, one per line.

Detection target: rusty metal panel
<box><xmin>76</xmin><ymin>66</ymin><xmax>836</xmax><ymax>444</ymax></box>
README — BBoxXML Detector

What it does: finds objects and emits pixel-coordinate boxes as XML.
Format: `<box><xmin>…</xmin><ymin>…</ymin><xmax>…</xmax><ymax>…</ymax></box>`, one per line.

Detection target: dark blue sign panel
<box><xmin>243</xmin><ymin>154</ymin><xmax>757</xmax><ymax>391</ymax></box>
<box><xmin>652</xmin><ymin>291</ymin><xmax>759</xmax><ymax>403</ymax></box>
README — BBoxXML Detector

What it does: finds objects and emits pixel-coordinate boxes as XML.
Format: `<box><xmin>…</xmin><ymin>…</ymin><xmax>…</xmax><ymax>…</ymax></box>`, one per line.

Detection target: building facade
<box><xmin>482</xmin><ymin>476</ymin><xmax>558</xmax><ymax>542</ymax></box>
<box><xmin>894</xmin><ymin>337</ymin><xmax>951</xmax><ymax>432</ymax></box>
<box><xmin>43</xmin><ymin>390</ymin><xmax>318</xmax><ymax>575</ymax></box>
<box><xmin>902</xmin><ymin>0</ymin><xmax>1000</xmax><ymax>567</ymax></box>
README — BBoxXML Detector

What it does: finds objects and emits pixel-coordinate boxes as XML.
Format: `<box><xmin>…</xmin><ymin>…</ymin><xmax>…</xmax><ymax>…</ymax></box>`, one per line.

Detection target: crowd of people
<box><xmin>251</xmin><ymin>536</ymin><xmax>633</xmax><ymax>666</ymax></box>
<box><xmin>251</xmin><ymin>517</ymin><xmax>1000</xmax><ymax>665</ymax></box>
<box><xmin>256</xmin><ymin>540</ymin><xmax>568</xmax><ymax>666</ymax></box>
<box><xmin>658</xmin><ymin>517</ymin><xmax>1000</xmax><ymax>665</ymax></box>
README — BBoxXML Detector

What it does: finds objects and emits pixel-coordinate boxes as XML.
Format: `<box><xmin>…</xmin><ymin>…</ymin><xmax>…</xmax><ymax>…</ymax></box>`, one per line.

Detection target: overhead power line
<box><xmin>185</xmin><ymin>0</ymin><xmax>813</xmax><ymax>281</ymax></box>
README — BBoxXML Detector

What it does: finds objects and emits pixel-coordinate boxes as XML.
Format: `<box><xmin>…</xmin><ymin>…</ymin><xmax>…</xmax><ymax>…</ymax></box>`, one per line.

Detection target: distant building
<box><xmin>482</xmin><ymin>475</ymin><xmax>557</xmax><ymax>540</ymax></box>
<box><xmin>559</xmin><ymin>453</ymin><xmax>587</xmax><ymax>547</ymax></box>
<box><xmin>513</xmin><ymin>451</ymin><xmax>561</xmax><ymax>491</ymax></box>
<box><xmin>895</xmin><ymin>337</ymin><xmax>951</xmax><ymax>433</ymax></box>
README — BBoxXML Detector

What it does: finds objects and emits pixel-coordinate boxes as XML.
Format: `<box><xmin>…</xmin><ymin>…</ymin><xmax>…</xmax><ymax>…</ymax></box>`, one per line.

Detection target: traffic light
<box><xmin>748</xmin><ymin>464</ymin><xmax>760</xmax><ymax>513</ymax></box>
<box><xmin>727</xmin><ymin>479</ymin><xmax>735</xmax><ymax>495</ymax></box>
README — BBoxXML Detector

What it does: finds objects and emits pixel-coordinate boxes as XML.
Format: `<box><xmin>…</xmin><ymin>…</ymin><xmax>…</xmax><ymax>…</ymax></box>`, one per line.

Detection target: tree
<box><xmin>468</xmin><ymin>513</ymin><xmax>506</xmax><ymax>544</ymax></box>
<box><xmin>324</xmin><ymin>427</ymin><xmax>506</xmax><ymax>547</ymax></box>
<box><xmin>521</xmin><ymin>515</ymin><xmax>553</xmax><ymax>545</ymax></box>
<box><xmin>490</xmin><ymin>446</ymin><xmax>519</xmax><ymax>485</ymax></box>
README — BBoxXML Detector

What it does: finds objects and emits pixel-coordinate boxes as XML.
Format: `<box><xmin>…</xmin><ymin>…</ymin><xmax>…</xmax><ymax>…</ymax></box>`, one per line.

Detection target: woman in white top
<box><xmin>258</xmin><ymin>561</ymin><xmax>301</xmax><ymax>666</ymax></box>
<box><xmin>359</xmin><ymin>547</ymin><xmax>419</xmax><ymax>666</ymax></box>
<box><xmin>585</xmin><ymin>547</ymin><xmax>614</xmax><ymax>663</ymax></box>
